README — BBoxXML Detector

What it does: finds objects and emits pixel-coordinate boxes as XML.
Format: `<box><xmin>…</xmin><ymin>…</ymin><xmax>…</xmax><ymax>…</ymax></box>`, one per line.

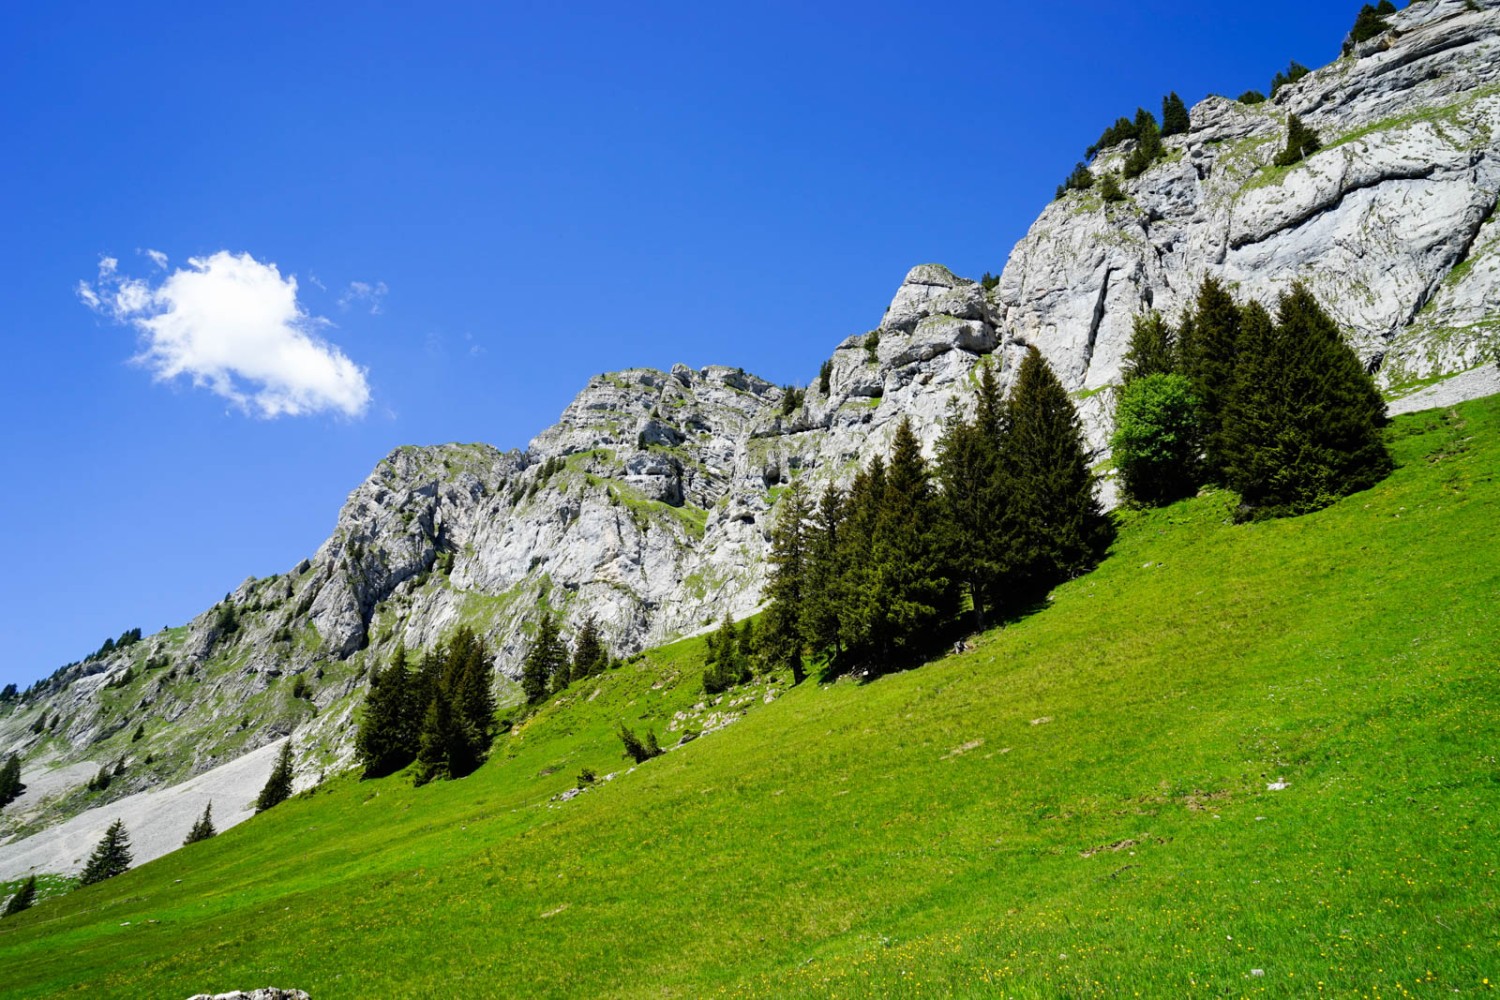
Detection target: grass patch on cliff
<box><xmin>2</xmin><ymin>399</ymin><xmax>1499</xmax><ymax>997</ymax></box>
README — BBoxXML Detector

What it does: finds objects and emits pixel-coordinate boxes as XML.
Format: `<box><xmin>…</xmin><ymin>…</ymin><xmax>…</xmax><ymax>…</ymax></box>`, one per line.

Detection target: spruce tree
<box><xmin>0</xmin><ymin>752</ymin><xmax>23</xmax><ymax>808</ymax></box>
<box><xmin>1220</xmin><ymin>286</ymin><xmax>1391</xmax><ymax>518</ymax></box>
<box><xmin>864</xmin><ymin>418</ymin><xmax>958</xmax><ymax>663</ymax></box>
<box><xmin>703</xmin><ymin>613</ymin><xmax>749</xmax><ymax>693</ymax></box>
<box><xmin>762</xmin><ymin>480</ymin><xmax>811</xmax><ymax>683</ymax></box>
<box><xmin>3</xmin><ymin>875</ymin><xmax>37</xmax><ymax>917</ymax></box>
<box><xmin>414</xmin><ymin>694</ymin><xmax>459</xmax><ymax>785</ymax></box>
<box><xmin>571</xmin><ymin>616</ymin><xmax>607</xmax><ymax>680</ymax></box>
<box><xmin>1273</xmin><ymin>114</ymin><xmax>1323</xmax><ymax>168</ymax></box>
<box><xmin>1099</xmin><ymin>172</ymin><xmax>1126</xmax><ymax>203</ymax></box>
<box><xmin>520</xmin><ymin>612</ymin><xmax>566</xmax><ymax>705</ymax></box>
<box><xmin>1121</xmin><ymin>311</ymin><xmax>1178</xmax><ymax>383</ymax></box>
<box><xmin>834</xmin><ymin>458</ymin><xmax>885</xmax><ymax>657</ymax></box>
<box><xmin>936</xmin><ymin>363</ymin><xmax>1012</xmax><ymax>631</ymax></box>
<box><xmin>1178</xmin><ymin>277</ymin><xmax>1243</xmax><ymax>479</ymax></box>
<box><xmin>1161</xmin><ymin>92</ymin><xmax>1190</xmax><ymax>137</ymax></box>
<box><xmin>800</xmin><ymin>484</ymin><xmax>847</xmax><ymax>661</ymax></box>
<box><xmin>183</xmin><ymin>802</ymin><xmax>217</xmax><ymax>845</ymax></box>
<box><xmin>1123</xmin><ymin>108</ymin><xmax>1162</xmax><ymax>179</ymax></box>
<box><xmin>1002</xmin><ymin>348</ymin><xmax>1113</xmax><ymax>597</ymax></box>
<box><xmin>356</xmin><ymin>646</ymin><xmax>419</xmax><ymax>779</ymax></box>
<box><xmin>255</xmin><ymin>741</ymin><xmax>294</xmax><ymax>813</ymax></box>
<box><xmin>78</xmin><ymin>819</ymin><xmax>132</xmax><ymax>886</ymax></box>
<box><xmin>449</xmin><ymin>627</ymin><xmax>495</xmax><ymax>773</ymax></box>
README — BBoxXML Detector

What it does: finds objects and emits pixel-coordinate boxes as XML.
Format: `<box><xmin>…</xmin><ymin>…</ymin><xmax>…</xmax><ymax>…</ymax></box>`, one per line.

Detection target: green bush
<box><xmin>1112</xmin><ymin>374</ymin><xmax>1203</xmax><ymax>506</ymax></box>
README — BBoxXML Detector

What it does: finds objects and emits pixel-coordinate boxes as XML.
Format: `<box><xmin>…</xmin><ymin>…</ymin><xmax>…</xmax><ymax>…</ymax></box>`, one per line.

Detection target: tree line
<box><xmin>1111</xmin><ymin>277</ymin><xmax>1390</xmax><ymax>517</ymax></box>
<box><xmin>355</xmin><ymin>627</ymin><xmax>498</xmax><ymax>783</ymax></box>
<box><xmin>760</xmin><ymin>348</ymin><xmax>1113</xmax><ymax>680</ymax></box>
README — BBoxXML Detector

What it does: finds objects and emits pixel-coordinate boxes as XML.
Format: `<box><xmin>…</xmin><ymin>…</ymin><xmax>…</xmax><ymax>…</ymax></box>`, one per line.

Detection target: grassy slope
<box><xmin>1</xmin><ymin>400</ymin><xmax>1498</xmax><ymax>998</ymax></box>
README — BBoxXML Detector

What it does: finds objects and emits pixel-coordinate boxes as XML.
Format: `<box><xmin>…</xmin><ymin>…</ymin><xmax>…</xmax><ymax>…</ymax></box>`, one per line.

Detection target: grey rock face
<box><xmin>1000</xmin><ymin>0</ymin><xmax>1500</xmax><ymax>416</ymax></box>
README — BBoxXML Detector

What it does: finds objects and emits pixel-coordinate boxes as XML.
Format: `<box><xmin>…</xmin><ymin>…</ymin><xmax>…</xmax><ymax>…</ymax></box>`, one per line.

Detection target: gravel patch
<box><xmin>1388</xmin><ymin>364</ymin><xmax>1500</xmax><ymax>416</ymax></box>
<box><xmin>0</xmin><ymin>739</ymin><xmax>286</xmax><ymax>880</ymax></box>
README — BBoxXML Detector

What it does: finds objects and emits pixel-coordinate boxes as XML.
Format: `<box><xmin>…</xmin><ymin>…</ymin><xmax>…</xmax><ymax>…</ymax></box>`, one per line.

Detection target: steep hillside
<box><xmin>3</xmin><ymin>0</ymin><xmax>1499</xmax><ymax>873</ymax></box>
<box><xmin>1</xmin><ymin>396</ymin><xmax>1496</xmax><ymax>997</ymax></box>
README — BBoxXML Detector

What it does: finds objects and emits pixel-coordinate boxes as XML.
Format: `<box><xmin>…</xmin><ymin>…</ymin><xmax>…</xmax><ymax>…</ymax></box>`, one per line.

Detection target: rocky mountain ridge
<box><xmin>3</xmin><ymin>0</ymin><xmax>1497</xmax><ymax>876</ymax></box>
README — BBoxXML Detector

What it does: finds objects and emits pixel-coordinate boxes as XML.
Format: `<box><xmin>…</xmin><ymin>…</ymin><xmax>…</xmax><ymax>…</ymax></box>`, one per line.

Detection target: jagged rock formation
<box><xmin>1003</xmin><ymin>0</ymin><xmax>1500</xmax><ymax>400</ymax></box>
<box><xmin>2</xmin><ymin>0</ymin><xmax>1497</xmax><ymax>874</ymax></box>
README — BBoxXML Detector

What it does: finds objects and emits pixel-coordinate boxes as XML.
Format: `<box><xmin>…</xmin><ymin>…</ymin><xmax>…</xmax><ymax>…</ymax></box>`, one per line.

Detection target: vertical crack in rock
<box><xmin>1405</xmin><ymin>188</ymin><xmax>1497</xmax><ymax>329</ymax></box>
<box><xmin>1083</xmin><ymin>267</ymin><xmax>1116</xmax><ymax>375</ymax></box>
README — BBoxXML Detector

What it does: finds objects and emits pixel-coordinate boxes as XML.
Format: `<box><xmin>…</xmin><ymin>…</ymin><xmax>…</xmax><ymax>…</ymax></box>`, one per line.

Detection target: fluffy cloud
<box><xmin>78</xmin><ymin>251</ymin><xmax>371</xmax><ymax>418</ymax></box>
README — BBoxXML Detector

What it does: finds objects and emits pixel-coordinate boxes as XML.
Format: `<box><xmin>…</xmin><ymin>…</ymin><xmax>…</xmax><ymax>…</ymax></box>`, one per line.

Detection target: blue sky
<box><xmin>0</xmin><ymin>1</ymin><xmax>1362</xmax><ymax>688</ymax></box>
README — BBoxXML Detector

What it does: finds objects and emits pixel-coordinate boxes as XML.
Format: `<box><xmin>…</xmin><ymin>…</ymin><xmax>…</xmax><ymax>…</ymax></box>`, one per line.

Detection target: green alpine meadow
<box><xmin>2</xmin><ymin>395</ymin><xmax>1496</xmax><ymax>997</ymax></box>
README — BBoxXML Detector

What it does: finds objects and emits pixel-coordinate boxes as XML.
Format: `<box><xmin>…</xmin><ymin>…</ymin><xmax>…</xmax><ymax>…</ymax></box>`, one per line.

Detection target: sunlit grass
<box><xmin>1</xmin><ymin>400</ymin><xmax>1497</xmax><ymax>998</ymax></box>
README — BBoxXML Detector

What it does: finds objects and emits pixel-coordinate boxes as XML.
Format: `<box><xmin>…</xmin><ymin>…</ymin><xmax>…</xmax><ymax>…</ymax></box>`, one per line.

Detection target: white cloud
<box><xmin>78</xmin><ymin>251</ymin><xmax>371</xmax><ymax>418</ymax></box>
<box><xmin>338</xmin><ymin>280</ymin><xmax>388</xmax><ymax>315</ymax></box>
<box><xmin>143</xmin><ymin>248</ymin><xmax>168</xmax><ymax>270</ymax></box>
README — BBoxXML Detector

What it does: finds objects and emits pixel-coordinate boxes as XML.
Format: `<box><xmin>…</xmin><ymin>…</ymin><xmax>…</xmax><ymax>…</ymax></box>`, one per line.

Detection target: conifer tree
<box><xmin>3</xmin><ymin>875</ymin><xmax>36</xmax><ymax>916</ymax></box>
<box><xmin>449</xmin><ymin>627</ymin><xmax>496</xmax><ymax>771</ymax></box>
<box><xmin>1121</xmin><ymin>311</ymin><xmax>1179</xmax><ymax>383</ymax></box>
<box><xmin>1002</xmin><ymin>348</ymin><xmax>1113</xmax><ymax>596</ymax></box>
<box><xmin>183</xmin><ymin>802</ymin><xmax>217</xmax><ymax>845</ymax></box>
<box><xmin>1123</xmin><ymin>108</ymin><xmax>1162</xmax><ymax>178</ymax></box>
<box><xmin>1099</xmin><ymin>172</ymin><xmax>1126</xmax><ymax>203</ymax></box>
<box><xmin>521</xmin><ymin>612</ymin><xmax>566</xmax><ymax>705</ymax></box>
<box><xmin>415</xmin><ymin>694</ymin><xmax>459</xmax><ymax>785</ymax></box>
<box><xmin>1178</xmin><ymin>277</ymin><xmax>1244</xmax><ymax>478</ymax></box>
<box><xmin>255</xmin><ymin>741</ymin><xmax>294</xmax><ymax>813</ymax></box>
<box><xmin>1220</xmin><ymin>286</ymin><xmax>1391</xmax><ymax>517</ymax></box>
<box><xmin>0</xmin><ymin>752</ymin><xmax>23</xmax><ymax>808</ymax></box>
<box><xmin>571</xmin><ymin>616</ymin><xmax>608</xmax><ymax>680</ymax></box>
<box><xmin>1273</xmin><ymin>114</ymin><xmax>1323</xmax><ymax>167</ymax></box>
<box><xmin>356</xmin><ymin>646</ymin><xmax>419</xmax><ymax>778</ymax></box>
<box><xmin>762</xmin><ymin>480</ymin><xmax>810</xmax><ymax>682</ymax></box>
<box><xmin>937</xmin><ymin>363</ymin><xmax>1012</xmax><ymax>631</ymax></box>
<box><xmin>834</xmin><ymin>458</ymin><xmax>885</xmax><ymax>656</ymax></box>
<box><xmin>1161</xmin><ymin>92</ymin><xmax>1190</xmax><ymax>137</ymax></box>
<box><xmin>867</xmin><ymin>418</ymin><xmax>958</xmax><ymax>661</ymax></box>
<box><xmin>703</xmin><ymin>613</ymin><xmax>749</xmax><ymax>693</ymax></box>
<box><xmin>78</xmin><ymin>819</ymin><xmax>132</xmax><ymax>886</ymax></box>
<box><xmin>801</xmin><ymin>484</ymin><xmax>847</xmax><ymax>660</ymax></box>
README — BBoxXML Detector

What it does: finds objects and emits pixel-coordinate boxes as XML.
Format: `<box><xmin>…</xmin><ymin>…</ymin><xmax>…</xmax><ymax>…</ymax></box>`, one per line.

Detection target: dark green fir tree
<box><xmin>1121</xmin><ymin>311</ymin><xmax>1179</xmax><ymax>383</ymax></box>
<box><xmin>254</xmin><ymin>741</ymin><xmax>294</xmax><ymax>813</ymax></box>
<box><xmin>1178</xmin><ymin>276</ymin><xmax>1244</xmax><ymax>479</ymax></box>
<box><xmin>78</xmin><ymin>819</ymin><xmax>133</xmax><ymax>886</ymax></box>
<box><xmin>183</xmin><ymin>802</ymin><xmax>217</xmax><ymax>845</ymax></box>
<box><xmin>1220</xmin><ymin>286</ymin><xmax>1391</xmax><ymax>518</ymax></box>
<box><xmin>762</xmin><ymin>480</ymin><xmax>811</xmax><ymax>682</ymax></box>
<box><xmin>1161</xmin><ymin>92</ymin><xmax>1190</xmax><ymax>137</ymax></box>
<box><xmin>355</xmin><ymin>646</ymin><xmax>418</xmax><ymax>778</ymax></box>
<box><xmin>1001</xmin><ymin>348</ymin><xmax>1113</xmax><ymax>596</ymax></box>
<box><xmin>0</xmin><ymin>752</ymin><xmax>23</xmax><ymax>808</ymax></box>
<box><xmin>3</xmin><ymin>875</ymin><xmax>37</xmax><ymax>917</ymax></box>
<box><xmin>520</xmin><ymin>612</ymin><xmax>567</xmax><ymax>705</ymax></box>
<box><xmin>571</xmin><ymin>615</ymin><xmax>608</xmax><ymax>680</ymax></box>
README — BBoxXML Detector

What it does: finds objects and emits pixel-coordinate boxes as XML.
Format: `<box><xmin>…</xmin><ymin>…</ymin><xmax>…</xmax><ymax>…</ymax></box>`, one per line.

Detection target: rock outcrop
<box><xmin>3</xmin><ymin>0</ymin><xmax>1497</xmax><ymax>873</ymax></box>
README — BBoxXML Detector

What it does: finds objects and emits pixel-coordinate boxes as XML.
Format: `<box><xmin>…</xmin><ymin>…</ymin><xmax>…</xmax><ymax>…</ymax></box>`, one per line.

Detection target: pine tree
<box><xmin>183</xmin><ymin>802</ymin><xmax>217</xmax><ymax>845</ymax></box>
<box><xmin>762</xmin><ymin>480</ymin><xmax>810</xmax><ymax>683</ymax></box>
<box><xmin>356</xmin><ymin>646</ymin><xmax>419</xmax><ymax>778</ymax></box>
<box><xmin>571</xmin><ymin>616</ymin><xmax>608</xmax><ymax>680</ymax></box>
<box><xmin>520</xmin><ymin>612</ymin><xmax>566</xmax><ymax>705</ymax></box>
<box><xmin>703</xmin><ymin>613</ymin><xmax>749</xmax><ymax>694</ymax></box>
<box><xmin>872</xmin><ymin>418</ymin><xmax>958</xmax><ymax>660</ymax></box>
<box><xmin>1121</xmin><ymin>311</ymin><xmax>1178</xmax><ymax>383</ymax></box>
<box><xmin>1123</xmin><ymin>108</ymin><xmax>1162</xmax><ymax>178</ymax></box>
<box><xmin>801</xmin><ymin>484</ymin><xmax>847</xmax><ymax>661</ymax></box>
<box><xmin>255</xmin><ymin>741</ymin><xmax>294</xmax><ymax>813</ymax></box>
<box><xmin>451</xmin><ymin>628</ymin><xmax>496</xmax><ymax>774</ymax></box>
<box><xmin>1178</xmin><ymin>277</ymin><xmax>1243</xmax><ymax>479</ymax></box>
<box><xmin>414</xmin><ymin>694</ymin><xmax>459</xmax><ymax>785</ymax></box>
<box><xmin>0</xmin><ymin>752</ymin><xmax>23</xmax><ymax>808</ymax></box>
<box><xmin>1220</xmin><ymin>286</ymin><xmax>1391</xmax><ymax>518</ymax></box>
<box><xmin>1002</xmin><ymin>348</ymin><xmax>1113</xmax><ymax>597</ymax></box>
<box><xmin>1099</xmin><ymin>172</ymin><xmax>1126</xmax><ymax>203</ymax></box>
<box><xmin>78</xmin><ymin>819</ymin><xmax>133</xmax><ymax>886</ymax></box>
<box><xmin>1346</xmin><ymin>3</ymin><xmax>1395</xmax><ymax>52</ymax></box>
<box><xmin>1273</xmin><ymin>114</ymin><xmax>1322</xmax><ymax>168</ymax></box>
<box><xmin>834</xmin><ymin>458</ymin><xmax>885</xmax><ymax>657</ymax></box>
<box><xmin>937</xmin><ymin>363</ymin><xmax>1012</xmax><ymax>631</ymax></box>
<box><xmin>2</xmin><ymin>875</ymin><xmax>36</xmax><ymax>917</ymax></box>
<box><xmin>1161</xmin><ymin>92</ymin><xmax>1190</xmax><ymax>137</ymax></box>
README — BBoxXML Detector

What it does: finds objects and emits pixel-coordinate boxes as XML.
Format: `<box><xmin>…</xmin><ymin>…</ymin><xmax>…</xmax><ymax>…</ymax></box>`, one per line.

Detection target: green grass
<box><xmin>3</xmin><ymin>399</ymin><xmax>1499</xmax><ymax>998</ymax></box>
